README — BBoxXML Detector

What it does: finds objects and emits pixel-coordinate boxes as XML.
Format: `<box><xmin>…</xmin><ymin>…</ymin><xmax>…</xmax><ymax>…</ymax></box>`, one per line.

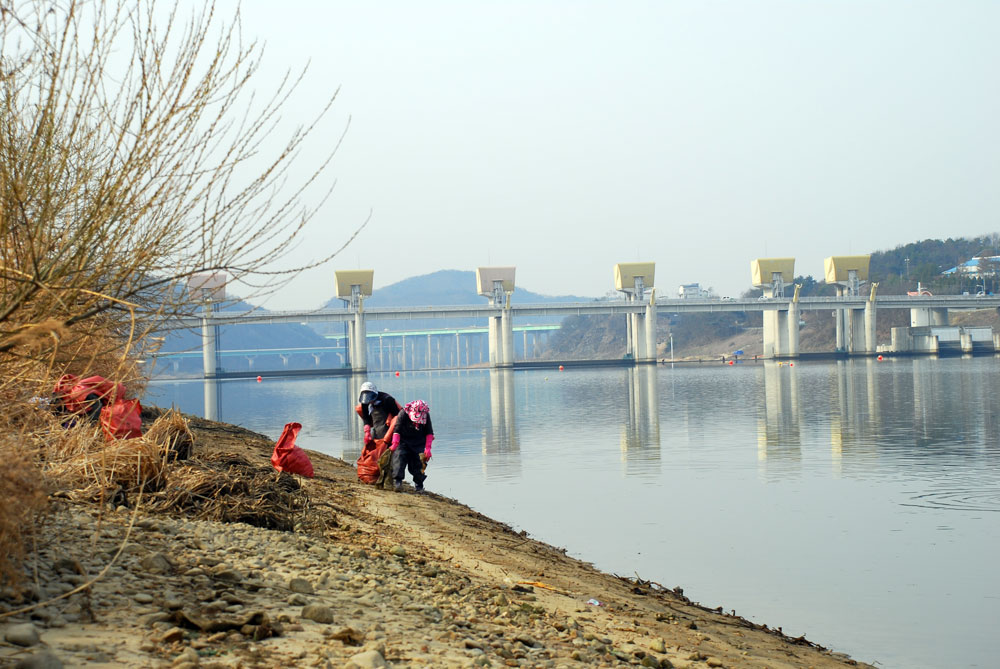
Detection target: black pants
<box><xmin>392</xmin><ymin>447</ymin><xmax>426</xmax><ymax>487</ymax></box>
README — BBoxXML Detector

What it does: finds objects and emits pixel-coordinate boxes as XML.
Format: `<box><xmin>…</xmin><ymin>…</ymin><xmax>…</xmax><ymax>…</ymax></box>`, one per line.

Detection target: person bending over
<box><xmin>390</xmin><ymin>399</ymin><xmax>434</xmax><ymax>493</ymax></box>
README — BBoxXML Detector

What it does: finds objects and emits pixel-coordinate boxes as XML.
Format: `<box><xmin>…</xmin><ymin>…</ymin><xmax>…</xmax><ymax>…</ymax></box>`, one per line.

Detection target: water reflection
<box><xmin>754</xmin><ymin>358</ymin><xmax>1000</xmax><ymax>504</ymax></box>
<box><xmin>341</xmin><ymin>375</ymin><xmax>366</xmax><ymax>462</ymax></box>
<box><xmin>756</xmin><ymin>362</ymin><xmax>802</xmax><ymax>474</ymax></box>
<box><xmin>828</xmin><ymin>359</ymin><xmax>881</xmax><ymax>475</ymax></box>
<box><xmin>482</xmin><ymin>369</ymin><xmax>520</xmax><ymax>479</ymax></box>
<box><xmin>621</xmin><ymin>365</ymin><xmax>661</xmax><ymax>476</ymax></box>
<box><xmin>204</xmin><ymin>377</ymin><xmax>220</xmax><ymax>421</ymax></box>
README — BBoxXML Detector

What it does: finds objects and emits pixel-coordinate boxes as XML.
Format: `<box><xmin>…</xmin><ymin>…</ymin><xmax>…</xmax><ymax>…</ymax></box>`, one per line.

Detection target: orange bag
<box><xmin>100</xmin><ymin>398</ymin><xmax>143</xmax><ymax>440</ymax></box>
<box><xmin>270</xmin><ymin>422</ymin><xmax>314</xmax><ymax>478</ymax></box>
<box><xmin>357</xmin><ymin>438</ymin><xmax>388</xmax><ymax>484</ymax></box>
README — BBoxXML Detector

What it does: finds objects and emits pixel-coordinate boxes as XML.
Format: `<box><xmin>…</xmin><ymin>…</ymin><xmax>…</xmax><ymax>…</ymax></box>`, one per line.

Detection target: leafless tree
<box><xmin>0</xmin><ymin>0</ymin><xmax>361</xmax><ymax>376</ymax></box>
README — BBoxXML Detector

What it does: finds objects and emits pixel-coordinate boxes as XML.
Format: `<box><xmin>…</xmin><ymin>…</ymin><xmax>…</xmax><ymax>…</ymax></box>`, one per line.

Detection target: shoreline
<box><xmin>1</xmin><ymin>413</ymin><xmax>874</xmax><ymax>668</ymax></box>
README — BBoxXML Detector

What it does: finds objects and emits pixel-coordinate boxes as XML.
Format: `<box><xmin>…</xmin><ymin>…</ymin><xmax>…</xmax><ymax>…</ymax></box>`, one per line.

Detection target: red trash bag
<box><xmin>100</xmin><ymin>398</ymin><xmax>143</xmax><ymax>440</ymax></box>
<box><xmin>270</xmin><ymin>422</ymin><xmax>314</xmax><ymax>478</ymax></box>
<box><xmin>61</xmin><ymin>375</ymin><xmax>125</xmax><ymax>415</ymax></box>
<box><xmin>357</xmin><ymin>438</ymin><xmax>388</xmax><ymax>484</ymax></box>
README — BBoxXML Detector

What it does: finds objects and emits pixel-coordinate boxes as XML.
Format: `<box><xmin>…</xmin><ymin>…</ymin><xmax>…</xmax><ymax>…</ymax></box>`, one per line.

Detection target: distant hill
<box><xmin>315</xmin><ymin>269</ymin><xmax>594</xmax><ymax>333</ymax></box>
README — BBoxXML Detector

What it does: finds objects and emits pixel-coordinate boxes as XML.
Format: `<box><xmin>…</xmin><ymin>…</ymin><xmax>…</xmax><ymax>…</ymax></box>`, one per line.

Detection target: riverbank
<box><xmin>1</xmin><ymin>413</ymin><xmax>874</xmax><ymax>668</ymax></box>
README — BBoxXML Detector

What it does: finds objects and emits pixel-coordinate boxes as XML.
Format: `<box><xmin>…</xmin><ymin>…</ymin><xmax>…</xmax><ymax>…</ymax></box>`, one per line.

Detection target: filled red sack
<box><xmin>100</xmin><ymin>398</ymin><xmax>143</xmax><ymax>440</ymax></box>
<box><xmin>270</xmin><ymin>422</ymin><xmax>314</xmax><ymax>478</ymax></box>
<box><xmin>60</xmin><ymin>375</ymin><xmax>125</xmax><ymax>415</ymax></box>
<box><xmin>356</xmin><ymin>438</ymin><xmax>388</xmax><ymax>484</ymax></box>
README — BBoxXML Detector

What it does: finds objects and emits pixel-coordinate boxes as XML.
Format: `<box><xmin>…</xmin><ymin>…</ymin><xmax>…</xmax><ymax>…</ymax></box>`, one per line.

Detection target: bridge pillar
<box><xmin>762</xmin><ymin>303</ymin><xmax>800</xmax><ymax>358</ymax></box>
<box><xmin>864</xmin><ymin>301</ymin><xmax>877</xmax><ymax>354</ymax></box>
<box><xmin>201</xmin><ymin>306</ymin><xmax>220</xmax><ymax>379</ymax></box>
<box><xmin>500</xmin><ymin>308</ymin><xmax>514</xmax><ymax>368</ymax></box>
<box><xmin>351</xmin><ymin>311</ymin><xmax>367</xmax><ymax>373</ymax></box>
<box><xmin>786</xmin><ymin>302</ymin><xmax>800</xmax><ymax>357</ymax></box>
<box><xmin>488</xmin><ymin>316</ymin><xmax>500</xmax><ymax>366</ymax></box>
<box><xmin>835</xmin><ymin>308</ymin><xmax>845</xmax><ymax>351</ymax></box>
<box><xmin>630</xmin><ymin>302</ymin><xmax>657</xmax><ymax>364</ymax></box>
<box><xmin>910</xmin><ymin>307</ymin><xmax>948</xmax><ymax>327</ymax></box>
<box><xmin>845</xmin><ymin>307</ymin><xmax>868</xmax><ymax>354</ymax></box>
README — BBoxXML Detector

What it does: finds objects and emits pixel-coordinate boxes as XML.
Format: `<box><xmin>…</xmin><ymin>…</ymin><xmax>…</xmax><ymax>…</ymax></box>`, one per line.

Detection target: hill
<box><xmin>314</xmin><ymin>269</ymin><xmax>594</xmax><ymax>334</ymax></box>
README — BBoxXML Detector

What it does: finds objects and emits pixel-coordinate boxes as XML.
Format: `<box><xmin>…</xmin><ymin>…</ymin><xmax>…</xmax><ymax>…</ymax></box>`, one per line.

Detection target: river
<box><xmin>145</xmin><ymin>357</ymin><xmax>1000</xmax><ymax>668</ymax></box>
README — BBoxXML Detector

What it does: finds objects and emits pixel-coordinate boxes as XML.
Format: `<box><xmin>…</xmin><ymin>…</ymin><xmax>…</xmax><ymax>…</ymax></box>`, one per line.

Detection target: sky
<box><xmin>222</xmin><ymin>0</ymin><xmax>1000</xmax><ymax>309</ymax></box>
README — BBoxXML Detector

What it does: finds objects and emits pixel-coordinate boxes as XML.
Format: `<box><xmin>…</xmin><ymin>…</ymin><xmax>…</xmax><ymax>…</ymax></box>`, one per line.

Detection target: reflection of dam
<box><xmin>482</xmin><ymin>369</ymin><xmax>521</xmax><ymax>479</ymax></box>
<box><xmin>756</xmin><ymin>362</ymin><xmax>802</xmax><ymax>474</ymax></box>
<box><xmin>756</xmin><ymin>357</ymin><xmax>1000</xmax><ymax>480</ymax></box>
<box><xmin>621</xmin><ymin>365</ymin><xmax>661</xmax><ymax>477</ymax></box>
<box><xmin>829</xmin><ymin>359</ymin><xmax>881</xmax><ymax>475</ymax></box>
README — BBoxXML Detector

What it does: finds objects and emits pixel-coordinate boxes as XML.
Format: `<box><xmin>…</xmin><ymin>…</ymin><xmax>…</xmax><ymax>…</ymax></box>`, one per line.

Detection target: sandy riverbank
<box><xmin>1</xmin><ymin>413</ymin><xmax>874</xmax><ymax>668</ymax></box>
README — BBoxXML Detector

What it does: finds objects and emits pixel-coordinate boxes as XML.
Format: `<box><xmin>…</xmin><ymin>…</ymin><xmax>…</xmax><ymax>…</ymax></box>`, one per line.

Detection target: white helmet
<box><xmin>359</xmin><ymin>381</ymin><xmax>377</xmax><ymax>404</ymax></box>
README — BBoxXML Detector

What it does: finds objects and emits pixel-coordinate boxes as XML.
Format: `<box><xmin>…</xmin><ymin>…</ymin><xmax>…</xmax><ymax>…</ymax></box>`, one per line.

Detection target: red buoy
<box><xmin>256</xmin><ymin>375</ymin><xmax>262</xmax><ymax>383</ymax></box>
<box><xmin>877</xmin><ymin>355</ymin><xmax>883</xmax><ymax>361</ymax></box>
<box><xmin>395</xmin><ymin>371</ymin><xmax>400</xmax><ymax>376</ymax></box>
<box><xmin>558</xmin><ymin>365</ymin><xmax>564</xmax><ymax>371</ymax></box>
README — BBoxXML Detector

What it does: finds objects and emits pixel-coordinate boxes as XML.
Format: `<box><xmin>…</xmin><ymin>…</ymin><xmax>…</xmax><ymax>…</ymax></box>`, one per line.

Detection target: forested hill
<box><xmin>870</xmin><ymin>235</ymin><xmax>999</xmax><ymax>285</ymax></box>
<box><xmin>749</xmin><ymin>235</ymin><xmax>1000</xmax><ymax>299</ymax></box>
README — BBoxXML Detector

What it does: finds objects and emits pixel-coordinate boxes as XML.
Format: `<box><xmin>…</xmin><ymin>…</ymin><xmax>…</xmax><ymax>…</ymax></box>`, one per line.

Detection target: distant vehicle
<box><xmin>906</xmin><ymin>289</ymin><xmax>933</xmax><ymax>296</ymax></box>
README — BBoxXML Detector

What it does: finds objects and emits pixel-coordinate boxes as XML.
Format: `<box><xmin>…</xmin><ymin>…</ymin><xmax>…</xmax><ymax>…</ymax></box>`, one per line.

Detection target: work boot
<box><xmin>414</xmin><ymin>484</ymin><xmax>424</xmax><ymax>494</ymax></box>
<box><xmin>393</xmin><ymin>480</ymin><xmax>402</xmax><ymax>492</ymax></box>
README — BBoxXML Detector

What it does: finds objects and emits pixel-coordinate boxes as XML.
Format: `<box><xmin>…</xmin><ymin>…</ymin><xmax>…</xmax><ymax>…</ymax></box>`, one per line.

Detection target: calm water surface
<box><xmin>145</xmin><ymin>358</ymin><xmax>1000</xmax><ymax>669</ymax></box>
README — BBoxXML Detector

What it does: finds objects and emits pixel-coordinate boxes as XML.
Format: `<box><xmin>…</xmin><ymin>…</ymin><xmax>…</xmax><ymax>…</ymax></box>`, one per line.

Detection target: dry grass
<box><xmin>143</xmin><ymin>409</ymin><xmax>194</xmax><ymax>461</ymax></box>
<box><xmin>0</xmin><ymin>435</ymin><xmax>47</xmax><ymax>588</ymax></box>
<box><xmin>147</xmin><ymin>452</ymin><xmax>312</xmax><ymax>532</ymax></box>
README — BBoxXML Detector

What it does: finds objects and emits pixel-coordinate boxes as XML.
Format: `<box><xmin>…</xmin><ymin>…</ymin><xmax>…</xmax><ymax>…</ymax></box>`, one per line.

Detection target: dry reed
<box><xmin>147</xmin><ymin>452</ymin><xmax>308</xmax><ymax>531</ymax></box>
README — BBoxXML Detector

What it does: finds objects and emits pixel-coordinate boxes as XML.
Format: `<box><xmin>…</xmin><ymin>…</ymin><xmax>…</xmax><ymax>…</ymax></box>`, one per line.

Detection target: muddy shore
<box><xmin>1</xmin><ymin>414</ymin><xmax>874</xmax><ymax>668</ymax></box>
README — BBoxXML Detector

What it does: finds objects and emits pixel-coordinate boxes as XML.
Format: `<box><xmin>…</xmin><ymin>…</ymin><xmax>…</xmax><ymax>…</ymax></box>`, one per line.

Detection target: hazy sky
<box><xmin>227</xmin><ymin>1</ymin><xmax>1000</xmax><ymax>309</ymax></box>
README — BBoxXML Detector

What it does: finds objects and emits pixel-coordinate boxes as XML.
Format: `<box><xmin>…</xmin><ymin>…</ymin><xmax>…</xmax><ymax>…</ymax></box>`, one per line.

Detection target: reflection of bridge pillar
<box><xmin>483</xmin><ymin>369</ymin><xmax>520</xmax><ymax>477</ymax></box>
<box><xmin>311</xmin><ymin>353</ymin><xmax>321</xmax><ymax>366</ymax></box>
<box><xmin>279</xmin><ymin>354</ymin><xmax>290</xmax><ymax>367</ymax></box>
<box><xmin>204</xmin><ymin>377</ymin><xmax>219</xmax><ymax>422</ymax></box>
<box><xmin>621</xmin><ymin>365</ymin><xmax>661</xmax><ymax>476</ymax></box>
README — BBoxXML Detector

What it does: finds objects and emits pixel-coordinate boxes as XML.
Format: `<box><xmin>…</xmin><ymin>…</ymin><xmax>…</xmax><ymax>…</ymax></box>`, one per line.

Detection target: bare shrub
<box><xmin>0</xmin><ymin>0</ymin><xmax>358</xmax><ymax>580</ymax></box>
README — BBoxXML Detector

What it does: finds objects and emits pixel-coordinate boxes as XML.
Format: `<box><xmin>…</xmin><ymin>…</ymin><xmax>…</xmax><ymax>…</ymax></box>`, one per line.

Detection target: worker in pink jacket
<box><xmin>389</xmin><ymin>399</ymin><xmax>434</xmax><ymax>493</ymax></box>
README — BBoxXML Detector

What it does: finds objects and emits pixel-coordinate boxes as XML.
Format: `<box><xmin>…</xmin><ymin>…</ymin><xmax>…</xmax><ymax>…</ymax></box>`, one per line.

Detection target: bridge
<box><xmin>174</xmin><ymin>260</ymin><xmax>1000</xmax><ymax>380</ymax></box>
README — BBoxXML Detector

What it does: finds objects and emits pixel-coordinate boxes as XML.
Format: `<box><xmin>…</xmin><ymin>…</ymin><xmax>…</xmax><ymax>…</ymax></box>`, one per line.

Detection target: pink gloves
<box><xmin>390</xmin><ymin>433</ymin><xmax>400</xmax><ymax>451</ymax></box>
<box><xmin>424</xmin><ymin>434</ymin><xmax>434</xmax><ymax>460</ymax></box>
<box><xmin>363</xmin><ymin>424</ymin><xmax>372</xmax><ymax>443</ymax></box>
